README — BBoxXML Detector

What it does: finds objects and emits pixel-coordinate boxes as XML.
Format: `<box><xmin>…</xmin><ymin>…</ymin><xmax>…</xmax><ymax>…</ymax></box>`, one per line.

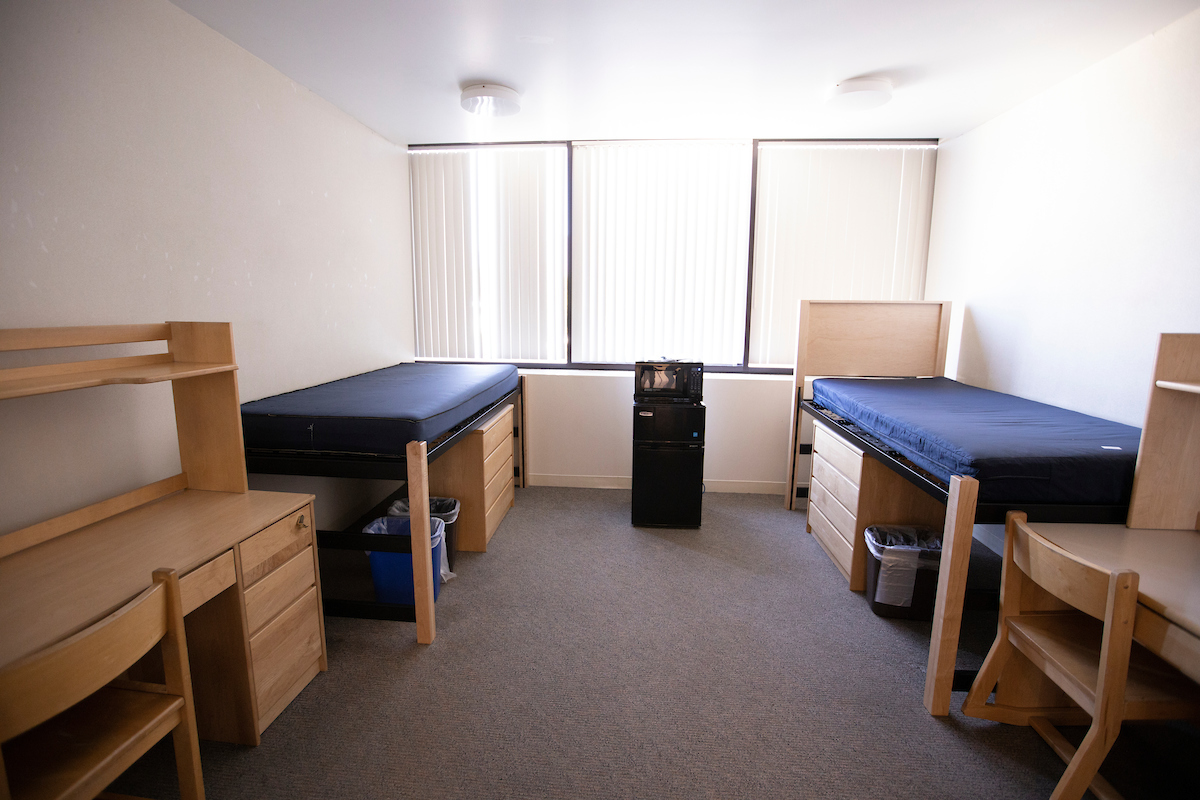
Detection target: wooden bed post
<box><xmin>406</xmin><ymin>439</ymin><xmax>436</xmax><ymax>645</ymax></box>
<box><xmin>785</xmin><ymin>301</ymin><xmax>812</xmax><ymax>510</ymax></box>
<box><xmin>924</xmin><ymin>474</ymin><xmax>979</xmax><ymax>715</ymax></box>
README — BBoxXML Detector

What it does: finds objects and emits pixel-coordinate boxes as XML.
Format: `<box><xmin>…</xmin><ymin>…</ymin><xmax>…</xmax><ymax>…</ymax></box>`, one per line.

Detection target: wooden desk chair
<box><xmin>0</xmin><ymin>568</ymin><xmax>204</xmax><ymax>800</ymax></box>
<box><xmin>963</xmin><ymin>512</ymin><xmax>1200</xmax><ymax>800</ymax></box>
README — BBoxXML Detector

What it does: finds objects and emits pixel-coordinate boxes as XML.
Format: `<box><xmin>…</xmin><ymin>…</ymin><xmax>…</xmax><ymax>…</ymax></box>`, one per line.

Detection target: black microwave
<box><xmin>634</xmin><ymin>361</ymin><xmax>703</xmax><ymax>402</ymax></box>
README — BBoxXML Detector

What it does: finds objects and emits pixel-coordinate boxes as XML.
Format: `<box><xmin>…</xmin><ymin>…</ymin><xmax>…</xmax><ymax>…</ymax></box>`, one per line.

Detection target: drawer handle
<box><xmin>296</xmin><ymin>513</ymin><xmax>309</xmax><ymax>529</ymax></box>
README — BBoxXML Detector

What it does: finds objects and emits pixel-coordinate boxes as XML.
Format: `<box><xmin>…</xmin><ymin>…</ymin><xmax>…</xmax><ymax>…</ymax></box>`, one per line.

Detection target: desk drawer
<box><xmin>813</xmin><ymin>422</ymin><xmax>863</xmax><ymax>486</ymax></box>
<box><xmin>180</xmin><ymin>550</ymin><xmax>236</xmax><ymax>615</ymax></box>
<box><xmin>250</xmin><ymin>586</ymin><xmax>322</xmax><ymax>718</ymax></box>
<box><xmin>240</xmin><ymin>505</ymin><xmax>313</xmax><ymax>588</ymax></box>
<box><xmin>480</xmin><ymin>405</ymin><xmax>514</xmax><ymax>458</ymax></box>
<box><xmin>244</xmin><ymin>547</ymin><xmax>316</xmax><ymax>637</ymax></box>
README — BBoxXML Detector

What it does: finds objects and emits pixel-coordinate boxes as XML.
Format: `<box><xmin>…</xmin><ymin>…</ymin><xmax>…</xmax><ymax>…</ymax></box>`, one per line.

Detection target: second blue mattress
<box><xmin>811</xmin><ymin>377</ymin><xmax>1140</xmax><ymax>506</ymax></box>
<box><xmin>241</xmin><ymin>363</ymin><xmax>518</xmax><ymax>457</ymax></box>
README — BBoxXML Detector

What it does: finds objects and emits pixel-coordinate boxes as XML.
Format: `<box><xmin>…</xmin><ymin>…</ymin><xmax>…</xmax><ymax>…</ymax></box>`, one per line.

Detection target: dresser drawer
<box><xmin>484</xmin><ymin>478</ymin><xmax>514</xmax><ymax>540</ymax></box>
<box><xmin>809</xmin><ymin>478</ymin><xmax>856</xmax><ymax>548</ymax></box>
<box><xmin>808</xmin><ymin>502</ymin><xmax>853</xmax><ymax>578</ymax></box>
<box><xmin>811</xmin><ymin>454</ymin><xmax>860</xmax><ymax>518</ymax></box>
<box><xmin>812</xmin><ymin>422</ymin><xmax>863</xmax><ymax>486</ymax></box>
<box><xmin>484</xmin><ymin>455</ymin><xmax>514</xmax><ymax>509</ymax></box>
<box><xmin>240</xmin><ymin>505</ymin><xmax>313</xmax><ymax>588</ymax></box>
<box><xmin>480</xmin><ymin>404</ymin><xmax>514</xmax><ymax>458</ymax></box>
<box><xmin>243</xmin><ymin>546</ymin><xmax>316</xmax><ymax>637</ymax></box>
<box><xmin>250</xmin><ymin>586</ymin><xmax>322</xmax><ymax>717</ymax></box>
<box><xmin>484</xmin><ymin>434</ymin><xmax>513</xmax><ymax>485</ymax></box>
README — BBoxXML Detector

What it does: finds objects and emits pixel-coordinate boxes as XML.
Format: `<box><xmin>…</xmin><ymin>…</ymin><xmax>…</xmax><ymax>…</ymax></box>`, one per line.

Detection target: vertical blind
<box><xmin>409</xmin><ymin>144</ymin><xmax>568</xmax><ymax>361</ymax></box>
<box><xmin>749</xmin><ymin>142</ymin><xmax>938</xmax><ymax>367</ymax></box>
<box><xmin>571</xmin><ymin>140</ymin><xmax>753</xmax><ymax>365</ymax></box>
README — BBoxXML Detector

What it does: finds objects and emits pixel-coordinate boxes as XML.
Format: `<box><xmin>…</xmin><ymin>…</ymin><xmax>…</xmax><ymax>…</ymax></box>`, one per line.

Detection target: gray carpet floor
<box><xmin>116</xmin><ymin>487</ymin><xmax>1197</xmax><ymax>799</ymax></box>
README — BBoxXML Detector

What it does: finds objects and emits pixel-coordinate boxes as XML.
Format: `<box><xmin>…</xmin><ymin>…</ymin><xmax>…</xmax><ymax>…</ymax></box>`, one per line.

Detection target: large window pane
<box><xmin>571</xmin><ymin>140</ymin><xmax>753</xmax><ymax>365</ymax></box>
<box><xmin>409</xmin><ymin>144</ymin><xmax>567</xmax><ymax>361</ymax></box>
<box><xmin>749</xmin><ymin>142</ymin><xmax>937</xmax><ymax>368</ymax></box>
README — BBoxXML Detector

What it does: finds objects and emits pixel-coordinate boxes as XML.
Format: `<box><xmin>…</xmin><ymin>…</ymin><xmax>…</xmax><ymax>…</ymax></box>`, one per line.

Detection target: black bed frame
<box><xmin>245</xmin><ymin>384</ymin><xmax>522</xmax><ymax>623</ymax></box>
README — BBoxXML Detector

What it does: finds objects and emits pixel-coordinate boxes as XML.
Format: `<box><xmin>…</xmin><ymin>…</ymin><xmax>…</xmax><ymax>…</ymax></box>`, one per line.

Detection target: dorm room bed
<box><xmin>241</xmin><ymin>362</ymin><xmax>524</xmax><ymax>642</ymax></box>
<box><xmin>783</xmin><ymin>301</ymin><xmax>1141</xmax><ymax>715</ymax></box>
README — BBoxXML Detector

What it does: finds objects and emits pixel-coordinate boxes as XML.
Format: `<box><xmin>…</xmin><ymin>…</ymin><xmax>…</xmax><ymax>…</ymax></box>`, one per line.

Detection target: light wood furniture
<box><xmin>961</xmin><ymin>334</ymin><xmax>1200</xmax><ymax>797</ymax></box>
<box><xmin>808</xmin><ymin>419</ymin><xmax>946</xmax><ymax>590</ymax></box>
<box><xmin>242</xmin><ymin>372</ymin><xmax>527</xmax><ymax>635</ymax></box>
<box><xmin>1126</xmin><ymin>333</ymin><xmax>1200</xmax><ymax>530</ymax></box>
<box><xmin>785</xmin><ymin>301</ymin><xmax>977</xmax><ymax>714</ymax></box>
<box><xmin>786</xmin><ymin>299</ymin><xmax>952</xmax><ymax>513</ymax></box>
<box><xmin>0</xmin><ymin>568</ymin><xmax>205</xmax><ymax>800</ymax></box>
<box><xmin>963</xmin><ymin>513</ymin><xmax>1200</xmax><ymax>800</ymax></box>
<box><xmin>0</xmin><ymin>323</ymin><xmax>328</xmax><ymax>745</ymax></box>
<box><xmin>429</xmin><ymin>403</ymin><xmax>515</xmax><ymax>553</ymax></box>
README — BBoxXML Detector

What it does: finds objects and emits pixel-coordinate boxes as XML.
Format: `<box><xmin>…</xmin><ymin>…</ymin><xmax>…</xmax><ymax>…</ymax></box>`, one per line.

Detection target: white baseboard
<box><xmin>527</xmin><ymin>474</ymin><xmax>785</xmax><ymax>495</ymax></box>
<box><xmin>529</xmin><ymin>474</ymin><xmax>632</xmax><ymax>489</ymax></box>
<box><xmin>703</xmin><ymin>479</ymin><xmax>786</xmax><ymax>495</ymax></box>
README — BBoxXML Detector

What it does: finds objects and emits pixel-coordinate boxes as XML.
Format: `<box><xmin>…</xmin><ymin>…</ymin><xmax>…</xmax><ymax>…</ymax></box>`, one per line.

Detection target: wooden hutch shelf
<box><xmin>0</xmin><ymin>322</ymin><xmax>327</xmax><ymax>746</ymax></box>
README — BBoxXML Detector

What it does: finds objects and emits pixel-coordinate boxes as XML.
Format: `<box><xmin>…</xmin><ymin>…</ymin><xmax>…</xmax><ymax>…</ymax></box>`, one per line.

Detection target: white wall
<box><xmin>523</xmin><ymin>371</ymin><xmax>793</xmax><ymax>495</ymax></box>
<box><xmin>0</xmin><ymin>0</ymin><xmax>414</xmax><ymax>533</ymax></box>
<box><xmin>926</xmin><ymin>7</ymin><xmax>1200</xmax><ymax>427</ymax></box>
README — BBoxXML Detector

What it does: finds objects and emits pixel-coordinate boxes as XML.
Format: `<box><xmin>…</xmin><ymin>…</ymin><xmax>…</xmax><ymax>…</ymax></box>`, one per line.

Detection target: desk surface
<box><xmin>1034</xmin><ymin>523</ymin><xmax>1200</xmax><ymax>640</ymax></box>
<box><xmin>0</xmin><ymin>489</ymin><xmax>309</xmax><ymax>669</ymax></box>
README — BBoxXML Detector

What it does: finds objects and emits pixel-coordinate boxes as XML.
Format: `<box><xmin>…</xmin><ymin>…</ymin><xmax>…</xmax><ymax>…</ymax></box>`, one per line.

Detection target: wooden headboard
<box><xmin>784</xmin><ymin>300</ymin><xmax>952</xmax><ymax>510</ymax></box>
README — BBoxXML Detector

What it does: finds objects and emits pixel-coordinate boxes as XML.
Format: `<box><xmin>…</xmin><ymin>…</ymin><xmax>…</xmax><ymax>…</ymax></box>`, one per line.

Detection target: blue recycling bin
<box><xmin>364</xmin><ymin>516</ymin><xmax>445</xmax><ymax>604</ymax></box>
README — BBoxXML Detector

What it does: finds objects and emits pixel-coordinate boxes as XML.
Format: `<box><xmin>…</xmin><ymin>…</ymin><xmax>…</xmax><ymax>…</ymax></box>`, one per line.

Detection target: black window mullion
<box><xmin>742</xmin><ymin>139</ymin><xmax>760</xmax><ymax>371</ymax></box>
<box><xmin>566</xmin><ymin>142</ymin><xmax>574</xmax><ymax>366</ymax></box>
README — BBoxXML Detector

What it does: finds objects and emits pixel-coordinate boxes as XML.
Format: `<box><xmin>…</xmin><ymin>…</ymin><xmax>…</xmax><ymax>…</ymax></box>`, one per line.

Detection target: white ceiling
<box><xmin>170</xmin><ymin>0</ymin><xmax>1200</xmax><ymax>145</ymax></box>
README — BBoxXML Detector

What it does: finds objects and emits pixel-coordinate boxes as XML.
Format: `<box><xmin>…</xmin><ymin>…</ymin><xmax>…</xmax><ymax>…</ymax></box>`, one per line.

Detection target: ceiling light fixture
<box><xmin>827</xmin><ymin>77</ymin><xmax>893</xmax><ymax>110</ymax></box>
<box><xmin>460</xmin><ymin>83</ymin><xmax>521</xmax><ymax>116</ymax></box>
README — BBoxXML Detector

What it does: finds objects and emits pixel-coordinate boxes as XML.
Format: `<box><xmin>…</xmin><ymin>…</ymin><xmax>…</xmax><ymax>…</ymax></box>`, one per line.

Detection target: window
<box><xmin>409</xmin><ymin>144</ymin><xmax>567</xmax><ymax>362</ymax></box>
<box><xmin>572</xmin><ymin>140</ymin><xmax>753</xmax><ymax>365</ymax></box>
<box><xmin>408</xmin><ymin>139</ymin><xmax>937</xmax><ymax>371</ymax></box>
<box><xmin>748</xmin><ymin>142</ymin><xmax>938</xmax><ymax>367</ymax></box>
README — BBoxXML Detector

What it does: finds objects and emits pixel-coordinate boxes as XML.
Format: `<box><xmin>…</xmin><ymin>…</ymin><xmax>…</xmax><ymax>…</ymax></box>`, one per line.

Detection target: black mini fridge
<box><xmin>631</xmin><ymin>402</ymin><xmax>704</xmax><ymax>527</ymax></box>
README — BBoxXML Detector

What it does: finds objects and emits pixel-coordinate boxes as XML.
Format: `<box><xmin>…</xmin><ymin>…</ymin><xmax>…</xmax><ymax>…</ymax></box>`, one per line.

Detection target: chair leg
<box><xmin>961</xmin><ymin>632</ymin><xmax>1013</xmax><ymax>717</ymax></box>
<box><xmin>1039</xmin><ymin>719</ymin><xmax>1122</xmax><ymax>800</ymax></box>
<box><xmin>171</xmin><ymin>717</ymin><xmax>206</xmax><ymax>800</ymax></box>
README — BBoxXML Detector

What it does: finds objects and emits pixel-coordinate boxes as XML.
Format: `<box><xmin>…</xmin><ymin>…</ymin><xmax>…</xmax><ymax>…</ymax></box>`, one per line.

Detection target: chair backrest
<box><xmin>0</xmin><ymin>574</ymin><xmax>171</xmax><ymax>743</ymax></box>
<box><xmin>1007</xmin><ymin>513</ymin><xmax>1126</xmax><ymax>622</ymax></box>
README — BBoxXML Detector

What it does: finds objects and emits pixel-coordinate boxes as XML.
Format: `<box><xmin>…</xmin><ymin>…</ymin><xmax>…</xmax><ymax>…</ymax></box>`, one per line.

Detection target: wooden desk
<box><xmin>1032</xmin><ymin>523</ymin><xmax>1200</xmax><ymax>684</ymax></box>
<box><xmin>0</xmin><ymin>488</ymin><xmax>325</xmax><ymax>746</ymax></box>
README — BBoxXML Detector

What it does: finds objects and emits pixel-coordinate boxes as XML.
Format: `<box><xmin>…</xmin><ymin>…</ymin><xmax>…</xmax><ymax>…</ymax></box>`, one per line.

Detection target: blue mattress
<box><xmin>811</xmin><ymin>377</ymin><xmax>1140</xmax><ymax>506</ymax></box>
<box><xmin>241</xmin><ymin>363</ymin><xmax>518</xmax><ymax>458</ymax></box>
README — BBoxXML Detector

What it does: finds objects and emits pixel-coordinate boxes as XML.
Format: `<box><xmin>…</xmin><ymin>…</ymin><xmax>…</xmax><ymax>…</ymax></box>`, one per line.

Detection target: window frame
<box><xmin>407</xmin><ymin>138</ymin><xmax>938</xmax><ymax>375</ymax></box>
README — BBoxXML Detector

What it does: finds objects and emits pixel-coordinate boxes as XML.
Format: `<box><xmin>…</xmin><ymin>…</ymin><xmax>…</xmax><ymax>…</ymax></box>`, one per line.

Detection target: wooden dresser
<box><xmin>429</xmin><ymin>403</ymin><xmax>515</xmax><ymax>552</ymax></box>
<box><xmin>807</xmin><ymin>419</ymin><xmax>866</xmax><ymax>588</ymax></box>
<box><xmin>0</xmin><ymin>323</ymin><xmax>326</xmax><ymax>746</ymax></box>
<box><xmin>807</xmin><ymin>418</ymin><xmax>945</xmax><ymax>592</ymax></box>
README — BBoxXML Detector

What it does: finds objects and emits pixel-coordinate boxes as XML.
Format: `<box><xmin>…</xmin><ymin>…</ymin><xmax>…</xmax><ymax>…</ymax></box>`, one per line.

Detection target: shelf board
<box><xmin>1156</xmin><ymin>380</ymin><xmax>1200</xmax><ymax>396</ymax></box>
<box><xmin>0</xmin><ymin>360</ymin><xmax>238</xmax><ymax>400</ymax></box>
